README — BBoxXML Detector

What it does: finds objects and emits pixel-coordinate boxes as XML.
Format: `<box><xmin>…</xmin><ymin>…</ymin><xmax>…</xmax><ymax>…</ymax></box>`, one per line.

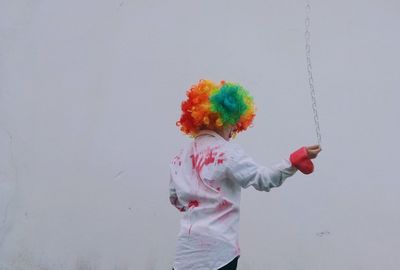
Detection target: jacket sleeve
<box><xmin>169</xmin><ymin>173</ymin><xmax>186</xmax><ymax>212</ymax></box>
<box><xmin>225</xmin><ymin>144</ymin><xmax>297</xmax><ymax>192</ymax></box>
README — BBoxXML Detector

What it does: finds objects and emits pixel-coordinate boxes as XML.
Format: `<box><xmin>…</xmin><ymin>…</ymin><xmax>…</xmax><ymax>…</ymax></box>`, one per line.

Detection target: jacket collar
<box><xmin>195</xmin><ymin>129</ymin><xmax>225</xmax><ymax>141</ymax></box>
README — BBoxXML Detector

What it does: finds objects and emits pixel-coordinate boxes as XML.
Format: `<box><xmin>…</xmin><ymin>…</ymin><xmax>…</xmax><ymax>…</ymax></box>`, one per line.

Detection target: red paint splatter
<box><xmin>217</xmin><ymin>199</ymin><xmax>232</xmax><ymax>212</ymax></box>
<box><xmin>188</xmin><ymin>200</ymin><xmax>200</xmax><ymax>235</ymax></box>
<box><xmin>216</xmin><ymin>187</ymin><xmax>221</xmax><ymax>192</ymax></box>
<box><xmin>188</xmin><ymin>200</ymin><xmax>199</xmax><ymax>208</ymax></box>
<box><xmin>215</xmin><ymin>199</ymin><xmax>234</xmax><ymax>222</ymax></box>
<box><xmin>217</xmin><ymin>153</ymin><xmax>225</xmax><ymax>164</ymax></box>
<box><xmin>190</xmin><ymin>147</ymin><xmax>226</xmax><ymax>174</ymax></box>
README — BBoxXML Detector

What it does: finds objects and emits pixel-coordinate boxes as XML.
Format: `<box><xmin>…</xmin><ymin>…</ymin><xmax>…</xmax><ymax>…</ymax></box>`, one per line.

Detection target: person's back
<box><xmin>169</xmin><ymin>80</ymin><xmax>321</xmax><ymax>270</ymax></box>
<box><xmin>170</xmin><ymin>130</ymin><xmax>240</xmax><ymax>269</ymax></box>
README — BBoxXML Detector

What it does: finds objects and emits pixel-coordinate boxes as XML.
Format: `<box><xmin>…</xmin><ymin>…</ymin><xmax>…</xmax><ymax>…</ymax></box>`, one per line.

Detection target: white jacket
<box><xmin>169</xmin><ymin>130</ymin><xmax>297</xmax><ymax>270</ymax></box>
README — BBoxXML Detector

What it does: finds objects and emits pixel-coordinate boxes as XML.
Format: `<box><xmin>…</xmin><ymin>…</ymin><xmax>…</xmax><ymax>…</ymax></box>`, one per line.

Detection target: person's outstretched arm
<box><xmin>226</xmin><ymin>144</ymin><xmax>321</xmax><ymax>191</ymax></box>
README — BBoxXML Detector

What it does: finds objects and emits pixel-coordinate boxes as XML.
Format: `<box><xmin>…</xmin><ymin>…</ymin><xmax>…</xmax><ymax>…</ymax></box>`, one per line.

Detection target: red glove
<box><xmin>290</xmin><ymin>147</ymin><xmax>314</xmax><ymax>174</ymax></box>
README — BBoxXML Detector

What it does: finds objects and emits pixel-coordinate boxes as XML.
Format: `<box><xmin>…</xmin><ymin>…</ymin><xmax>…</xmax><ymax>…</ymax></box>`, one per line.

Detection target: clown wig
<box><xmin>177</xmin><ymin>79</ymin><xmax>256</xmax><ymax>137</ymax></box>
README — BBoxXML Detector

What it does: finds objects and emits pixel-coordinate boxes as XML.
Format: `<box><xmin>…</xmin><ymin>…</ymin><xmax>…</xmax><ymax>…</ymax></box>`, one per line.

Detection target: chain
<box><xmin>304</xmin><ymin>2</ymin><xmax>322</xmax><ymax>146</ymax></box>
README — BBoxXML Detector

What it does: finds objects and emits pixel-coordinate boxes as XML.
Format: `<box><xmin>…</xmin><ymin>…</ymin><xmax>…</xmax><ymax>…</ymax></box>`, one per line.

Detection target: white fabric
<box><xmin>169</xmin><ymin>130</ymin><xmax>297</xmax><ymax>270</ymax></box>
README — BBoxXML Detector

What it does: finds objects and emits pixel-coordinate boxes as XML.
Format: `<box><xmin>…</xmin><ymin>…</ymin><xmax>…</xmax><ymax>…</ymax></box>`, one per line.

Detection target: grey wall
<box><xmin>1</xmin><ymin>0</ymin><xmax>399</xmax><ymax>269</ymax></box>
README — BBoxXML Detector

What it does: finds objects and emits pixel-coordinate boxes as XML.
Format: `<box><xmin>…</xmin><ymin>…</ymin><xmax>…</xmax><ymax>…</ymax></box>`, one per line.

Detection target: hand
<box><xmin>290</xmin><ymin>145</ymin><xmax>322</xmax><ymax>175</ymax></box>
<box><xmin>306</xmin><ymin>145</ymin><xmax>321</xmax><ymax>159</ymax></box>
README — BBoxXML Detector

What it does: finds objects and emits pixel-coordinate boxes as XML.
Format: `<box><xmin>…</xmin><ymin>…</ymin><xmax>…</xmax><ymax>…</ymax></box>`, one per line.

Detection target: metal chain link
<box><xmin>305</xmin><ymin>2</ymin><xmax>322</xmax><ymax>146</ymax></box>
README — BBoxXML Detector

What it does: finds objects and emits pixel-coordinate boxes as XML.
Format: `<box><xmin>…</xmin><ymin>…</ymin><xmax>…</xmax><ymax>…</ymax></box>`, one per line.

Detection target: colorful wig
<box><xmin>177</xmin><ymin>79</ymin><xmax>256</xmax><ymax>137</ymax></box>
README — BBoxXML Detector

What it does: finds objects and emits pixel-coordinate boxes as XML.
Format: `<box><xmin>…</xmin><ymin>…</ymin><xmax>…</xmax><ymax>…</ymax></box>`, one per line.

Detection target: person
<box><xmin>169</xmin><ymin>79</ymin><xmax>321</xmax><ymax>270</ymax></box>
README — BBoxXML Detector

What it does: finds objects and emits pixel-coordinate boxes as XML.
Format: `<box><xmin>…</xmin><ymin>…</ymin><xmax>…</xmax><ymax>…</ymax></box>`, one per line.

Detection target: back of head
<box><xmin>176</xmin><ymin>79</ymin><xmax>256</xmax><ymax>138</ymax></box>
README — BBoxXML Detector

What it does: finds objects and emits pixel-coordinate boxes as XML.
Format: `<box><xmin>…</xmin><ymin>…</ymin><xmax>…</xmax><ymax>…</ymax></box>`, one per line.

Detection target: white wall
<box><xmin>1</xmin><ymin>0</ymin><xmax>399</xmax><ymax>269</ymax></box>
